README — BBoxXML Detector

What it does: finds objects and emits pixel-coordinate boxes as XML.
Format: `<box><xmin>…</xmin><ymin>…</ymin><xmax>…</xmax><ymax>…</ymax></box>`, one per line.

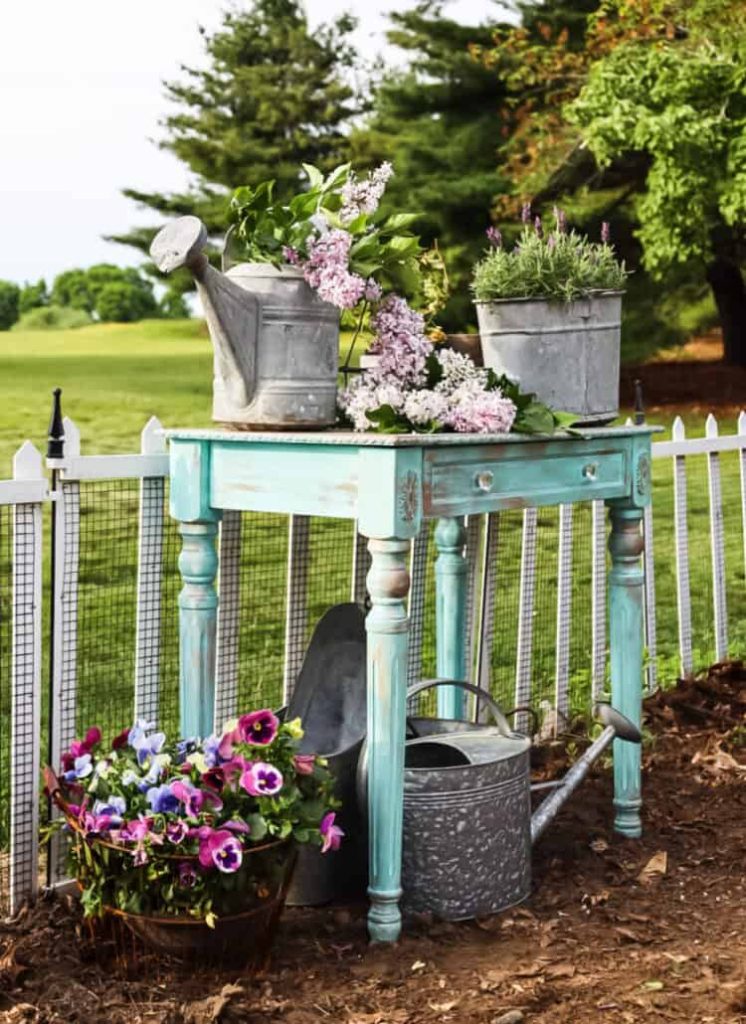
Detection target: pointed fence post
<box><xmin>135</xmin><ymin>417</ymin><xmax>167</xmax><ymax>723</ymax></box>
<box><xmin>10</xmin><ymin>442</ymin><xmax>44</xmax><ymax>913</ymax></box>
<box><xmin>672</xmin><ymin>417</ymin><xmax>693</xmax><ymax>675</ymax></box>
<box><xmin>705</xmin><ymin>414</ymin><xmax>728</xmax><ymax>661</ymax></box>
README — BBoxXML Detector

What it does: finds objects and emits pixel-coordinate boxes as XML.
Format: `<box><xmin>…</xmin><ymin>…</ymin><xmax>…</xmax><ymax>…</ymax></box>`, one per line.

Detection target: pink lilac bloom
<box><xmin>364</xmin><ymin>279</ymin><xmax>382</xmax><ymax>302</ymax></box>
<box><xmin>340</xmin><ymin>162</ymin><xmax>394</xmax><ymax>222</ymax></box>
<box><xmin>446</xmin><ymin>386</ymin><xmax>517</xmax><ymax>434</ymax></box>
<box><xmin>198</xmin><ymin>829</ymin><xmax>243</xmax><ymax>873</ymax></box>
<box><xmin>236</xmin><ymin>709</ymin><xmax>279</xmax><ymax>746</ymax></box>
<box><xmin>282</xmin><ymin>245</ymin><xmax>300</xmax><ymax>265</ymax></box>
<box><xmin>368</xmin><ymin>295</ymin><xmax>430</xmax><ymax>387</ymax></box>
<box><xmin>319</xmin><ymin>812</ymin><xmax>344</xmax><ymax>853</ymax></box>
<box><xmin>294</xmin><ymin>754</ymin><xmax>316</xmax><ymax>776</ymax></box>
<box><xmin>240</xmin><ymin>762</ymin><xmax>284</xmax><ymax>797</ymax></box>
<box><xmin>302</xmin><ymin>229</ymin><xmax>367</xmax><ymax>310</ymax></box>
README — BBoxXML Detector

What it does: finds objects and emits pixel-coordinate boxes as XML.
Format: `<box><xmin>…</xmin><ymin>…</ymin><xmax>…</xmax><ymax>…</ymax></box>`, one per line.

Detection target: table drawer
<box><xmin>424</xmin><ymin>445</ymin><xmax>629</xmax><ymax>516</ymax></box>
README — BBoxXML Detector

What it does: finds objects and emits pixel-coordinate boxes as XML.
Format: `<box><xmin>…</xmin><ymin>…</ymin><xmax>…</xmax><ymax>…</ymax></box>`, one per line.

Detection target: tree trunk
<box><xmin>706</xmin><ymin>257</ymin><xmax>746</xmax><ymax>366</ymax></box>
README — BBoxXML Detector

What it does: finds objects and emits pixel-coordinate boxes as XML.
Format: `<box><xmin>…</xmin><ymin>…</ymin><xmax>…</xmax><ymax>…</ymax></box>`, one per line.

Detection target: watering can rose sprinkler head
<box><xmin>150</xmin><ymin>216</ymin><xmax>210</xmax><ymax>276</ymax></box>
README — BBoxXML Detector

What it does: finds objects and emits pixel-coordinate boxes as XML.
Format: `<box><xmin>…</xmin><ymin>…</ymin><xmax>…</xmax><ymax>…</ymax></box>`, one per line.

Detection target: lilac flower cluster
<box><xmin>302</xmin><ymin>229</ymin><xmax>367</xmax><ymax>309</ymax></box>
<box><xmin>340</xmin><ymin>162</ymin><xmax>394</xmax><ymax>223</ymax></box>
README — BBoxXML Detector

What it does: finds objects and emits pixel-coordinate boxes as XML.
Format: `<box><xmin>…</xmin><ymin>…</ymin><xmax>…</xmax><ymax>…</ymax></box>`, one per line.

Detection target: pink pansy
<box><xmin>166</xmin><ymin>819</ymin><xmax>189</xmax><ymax>844</ymax></box>
<box><xmin>170</xmin><ymin>778</ymin><xmax>223</xmax><ymax>817</ymax></box>
<box><xmin>240</xmin><ymin>762</ymin><xmax>283</xmax><ymax>797</ymax></box>
<box><xmin>320</xmin><ymin>812</ymin><xmax>344</xmax><ymax>854</ymax></box>
<box><xmin>294</xmin><ymin>754</ymin><xmax>316</xmax><ymax>776</ymax></box>
<box><xmin>197</xmin><ymin>828</ymin><xmax>243</xmax><ymax>873</ymax></box>
<box><xmin>236</xmin><ymin>709</ymin><xmax>279</xmax><ymax>746</ymax></box>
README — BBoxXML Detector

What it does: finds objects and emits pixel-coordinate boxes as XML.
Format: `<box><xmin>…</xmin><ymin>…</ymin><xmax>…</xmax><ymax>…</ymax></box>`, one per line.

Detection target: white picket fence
<box><xmin>1</xmin><ymin>411</ymin><xmax>745</xmax><ymax>914</ymax></box>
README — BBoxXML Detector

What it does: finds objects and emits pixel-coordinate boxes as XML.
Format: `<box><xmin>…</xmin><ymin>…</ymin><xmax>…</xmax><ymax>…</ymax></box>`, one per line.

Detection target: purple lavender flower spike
<box><xmin>601</xmin><ymin>221</ymin><xmax>611</xmax><ymax>244</ymax></box>
<box><xmin>534</xmin><ymin>215</ymin><xmax>543</xmax><ymax>239</ymax></box>
<box><xmin>547</xmin><ymin>234</ymin><xmax>556</xmax><ymax>250</ymax></box>
<box><xmin>486</xmin><ymin>226</ymin><xmax>502</xmax><ymax>248</ymax></box>
<box><xmin>521</xmin><ymin>201</ymin><xmax>532</xmax><ymax>224</ymax></box>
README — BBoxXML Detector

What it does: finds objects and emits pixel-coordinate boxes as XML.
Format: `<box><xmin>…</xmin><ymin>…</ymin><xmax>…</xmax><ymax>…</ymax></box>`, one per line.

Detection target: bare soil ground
<box><xmin>1</xmin><ymin>663</ymin><xmax>745</xmax><ymax>1024</ymax></box>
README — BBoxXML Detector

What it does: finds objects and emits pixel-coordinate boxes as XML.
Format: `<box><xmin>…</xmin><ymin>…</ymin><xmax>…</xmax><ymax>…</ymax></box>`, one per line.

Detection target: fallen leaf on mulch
<box><xmin>0</xmin><ymin>943</ymin><xmax>29</xmax><ymax>989</ymax></box>
<box><xmin>692</xmin><ymin>744</ymin><xmax>746</xmax><ymax>775</ymax></box>
<box><xmin>175</xmin><ymin>983</ymin><xmax>244</xmax><ymax>1024</ymax></box>
<box><xmin>638</xmin><ymin>850</ymin><xmax>668</xmax><ymax>884</ymax></box>
<box><xmin>427</xmin><ymin>999</ymin><xmax>458</xmax><ymax>1012</ymax></box>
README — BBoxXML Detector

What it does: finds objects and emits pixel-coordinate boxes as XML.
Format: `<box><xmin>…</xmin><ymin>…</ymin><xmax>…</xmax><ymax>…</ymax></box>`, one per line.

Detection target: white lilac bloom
<box><xmin>403</xmin><ymin>389</ymin><xmax>448</xmax><ymax>426</ymax></box>
<box><xmin>340</xmin><ymin>163</ymin><xmax>394</xmax><ymax>223</ymax></box>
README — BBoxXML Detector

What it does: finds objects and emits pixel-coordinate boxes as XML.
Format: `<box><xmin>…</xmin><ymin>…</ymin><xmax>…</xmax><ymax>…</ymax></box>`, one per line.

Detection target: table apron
<box><xmin>423</xmin><ymin>444</ymin><xmax>629</xmax><ymax>517</ymax></box>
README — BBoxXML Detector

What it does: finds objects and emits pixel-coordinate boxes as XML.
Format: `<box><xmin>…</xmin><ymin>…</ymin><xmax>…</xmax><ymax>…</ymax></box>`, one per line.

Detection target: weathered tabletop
<box><xmin>167</xmin><ymin>425</ymin><xmax>656</xmax><ymax>942</ymax></box>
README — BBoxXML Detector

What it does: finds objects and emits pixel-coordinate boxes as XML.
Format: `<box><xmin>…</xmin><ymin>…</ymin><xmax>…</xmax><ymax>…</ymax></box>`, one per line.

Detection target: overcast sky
<box><xmin>0</xmin><ymin>0</ymin><xmax>501</xmax><ymax>287</ymax></box>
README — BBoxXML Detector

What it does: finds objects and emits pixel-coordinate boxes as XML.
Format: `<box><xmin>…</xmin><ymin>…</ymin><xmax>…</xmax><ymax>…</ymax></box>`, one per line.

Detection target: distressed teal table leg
<box><xmin>365</xmin><ymin>536</ymin><xmax>411</xmax><ymax>943</ymax></box>
<box><xmin>435</xmin><ymin>517</ymin><xmax>467</xmax><ymax>719</ymax></box>
<box><xmin>607</xmin><ymin>500</ymin><xmax>645</xmax><ymax>837</ymax></box>
<box><xmin>178</xmin><ymin>520</ymin><xmax>219</xmax><ymax>739</ymax></box>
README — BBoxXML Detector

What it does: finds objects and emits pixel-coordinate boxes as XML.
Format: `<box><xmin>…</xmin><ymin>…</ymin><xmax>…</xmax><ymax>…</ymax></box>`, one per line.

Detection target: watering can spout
<box><xmin>530</xmin><ymin>703</ymin><xmax>641</xmax><ymax>845</ymax></box>
<box><xmin>150</xmin><ymin>216</ymin><xmax>259</xmax><ymax>414</ymax></box>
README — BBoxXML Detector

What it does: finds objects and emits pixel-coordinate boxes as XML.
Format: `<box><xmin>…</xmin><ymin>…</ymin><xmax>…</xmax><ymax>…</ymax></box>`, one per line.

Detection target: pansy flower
<box><xmin>63</xmin><ymin>754</ymin><xmax>93</xmax><ymax>783</ymax></box>
<box><xmin>197</xmin><ymin>828</ymin><xmax>243</xmax><ymax>873</ymax></box>
<box><xmin>236</xmin><ymin>710</ymin><xmax>279</xmax><ymax>747</ymax></box>
<box><xmin>240</xmin><ymin>762</ymin><xmax>283</xmax><ymax>797</ymax></box>
<box><xmin>319</xmin><ymin>812</ymin><xmax>344</xmax><ymax>853</ymax></box>
<box><xmin>146</xmin><ymin>783</ymin><xmax>181</xmax><ymax>815</ymax></box>
<box><xmin>294</xmin><ymin>754</ymin><xmax>316</xmax><ymax>776</ymax></box>
<box><xmin>171</xmin><ymin>778</ymin><xmax>223</xmax><ymax>817</ymax></box>
<box><xmin>177</xmin><ymin>861</ymin><xmax>198</xmax><ymax>888</ymax></box>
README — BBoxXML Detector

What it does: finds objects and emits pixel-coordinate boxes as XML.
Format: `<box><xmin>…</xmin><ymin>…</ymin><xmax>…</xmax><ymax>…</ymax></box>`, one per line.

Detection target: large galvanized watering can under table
<box><xmin>396</xmin><ymin>679</ymin><xmax>641</xmax><ymax>922</ymax></box>
<box><xmin>150</xmin><ymin>216</ymin><xmax>339</xmax><ymax>429</ymax></box>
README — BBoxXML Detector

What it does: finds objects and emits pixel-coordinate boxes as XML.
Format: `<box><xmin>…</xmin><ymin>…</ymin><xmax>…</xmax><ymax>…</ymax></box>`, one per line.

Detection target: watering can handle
<box><xmin>407</xmin><ymin>678</ymin><xmax>515</xmax><ymax>738</ymax></box>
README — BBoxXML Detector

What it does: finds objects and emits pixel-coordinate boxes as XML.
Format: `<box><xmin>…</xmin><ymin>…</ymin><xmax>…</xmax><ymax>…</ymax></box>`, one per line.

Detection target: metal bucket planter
<box><xmin>475</xmin><ymin>291</ymin><xmax>623</xmax><ymax>424</ymax></box>
<box><xmin>283</xmin><ymin>603</ymin><xmax>368</xmax><ymax>906</ymax></box>
<box><xmin>151</xmin><ymin>217</ymin><xmax>339</xmax><ymax>429</ymax></box>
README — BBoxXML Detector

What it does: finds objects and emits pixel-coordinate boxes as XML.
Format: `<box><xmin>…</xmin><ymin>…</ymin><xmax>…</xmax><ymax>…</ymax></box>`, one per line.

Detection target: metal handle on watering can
<box><xmin>530</xmin><ymin>703</ymin><xmax>642</xmax><ymax>845</ymax></box>
<box><xmin>406</xmin><ymin>678</ymin><xmax>515</xmax><ymax>738</ymax></box>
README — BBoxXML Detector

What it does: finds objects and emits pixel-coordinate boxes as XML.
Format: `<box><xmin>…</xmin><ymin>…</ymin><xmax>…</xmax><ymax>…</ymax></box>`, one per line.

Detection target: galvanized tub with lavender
<box><xmin>475</xmin><ymin>291</ymin><xmax>623</xmax><ymax>425</ymax></box>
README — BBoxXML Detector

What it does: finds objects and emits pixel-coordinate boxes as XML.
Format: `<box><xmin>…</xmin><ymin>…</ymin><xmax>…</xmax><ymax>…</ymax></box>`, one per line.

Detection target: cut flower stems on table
<box><xmin>44</xmin><ymin>711</ymin><xmax>340</xmax><ymax>927</ymax></box>
<box><xmin>230</xmin><ymin>162</ymin><xmax>569</xmax><ymax>436</ymax></box>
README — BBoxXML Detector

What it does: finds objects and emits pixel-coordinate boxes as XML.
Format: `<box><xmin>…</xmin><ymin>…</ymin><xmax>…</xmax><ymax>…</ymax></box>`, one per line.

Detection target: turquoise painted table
<box><xmin>167</xmin><ymin>425</ymin><xmax>655</xmax><ymax>943</ymax></box>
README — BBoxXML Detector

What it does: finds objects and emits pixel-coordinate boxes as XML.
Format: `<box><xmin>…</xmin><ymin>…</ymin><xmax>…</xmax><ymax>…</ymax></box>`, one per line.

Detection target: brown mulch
<box><xmin>1</xmin><ymin>664</ymin><xmax>745</xmax><ymax>1024</ymax></box>
<box><xmin>620</xmin><ymin>330</ymin><xmax>746</xmax><ymax>415</ymax></box>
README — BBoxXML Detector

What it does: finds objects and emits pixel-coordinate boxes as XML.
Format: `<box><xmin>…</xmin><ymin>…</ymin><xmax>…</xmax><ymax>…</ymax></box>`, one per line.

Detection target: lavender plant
<box><xmin>472</xmin><ymin>208</ymin><xmax>627</xmax><ymax>304</ymax></box>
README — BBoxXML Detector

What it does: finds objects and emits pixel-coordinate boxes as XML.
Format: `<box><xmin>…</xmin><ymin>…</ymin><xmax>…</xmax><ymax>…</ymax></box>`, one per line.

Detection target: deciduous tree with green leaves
<box><xmin>0</xmin><ymin>281</ymin><xmax>20</xmax><ymax>331</ymax></box>
<box><xmin>568</xmin><ymin>11</ymin><xmax>746</xmax><ymax>363</ymax></box>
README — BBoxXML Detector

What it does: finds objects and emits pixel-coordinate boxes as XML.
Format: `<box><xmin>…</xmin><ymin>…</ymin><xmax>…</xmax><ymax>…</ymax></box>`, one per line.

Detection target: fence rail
<box><xmin>1</xmin><ymin>409</ymin><xmax>745</xmax><ymax>914</ymax></box>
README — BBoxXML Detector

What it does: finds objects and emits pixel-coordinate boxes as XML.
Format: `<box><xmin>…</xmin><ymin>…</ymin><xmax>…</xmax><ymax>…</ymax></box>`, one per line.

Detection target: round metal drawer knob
<box><xmin>476</xmin><ymin>470</ymin><xmax>494</xmax><ymax>492</ymax></box>
<box><xmin>583</xmin><ymin>462</ymin><xmax>599</xmax><ymax>481</ymax></box>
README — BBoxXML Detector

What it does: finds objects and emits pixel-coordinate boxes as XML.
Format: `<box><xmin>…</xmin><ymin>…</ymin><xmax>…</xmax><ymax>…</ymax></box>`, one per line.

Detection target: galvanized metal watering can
<box><xmin>386</xmin><ymin>679</ymin><xmax>641</xmax><ymax>921</ymax></box>
<box><xmin>150</xmin><ymin>216</ymin><xmax>339</xmax><ymax>429</ymax></box>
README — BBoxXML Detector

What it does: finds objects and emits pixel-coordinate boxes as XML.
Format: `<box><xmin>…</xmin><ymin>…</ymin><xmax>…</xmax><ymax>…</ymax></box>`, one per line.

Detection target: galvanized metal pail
<box><xmin>475</xmin><ymin>291</ymin><xmax>623</xmax><ymax>425</ymax></box>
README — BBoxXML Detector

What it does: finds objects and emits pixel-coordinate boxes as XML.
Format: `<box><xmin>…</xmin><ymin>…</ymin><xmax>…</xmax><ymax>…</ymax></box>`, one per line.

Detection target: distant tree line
<box><xmin>0</xmin><ymin>265</ymin><xmax>188</xmax><ymax>331</ymax></box>
<box><xmin>112</xmin><ymin>0</ymin><xmax>746</xmax><ymax>363</ymax></box>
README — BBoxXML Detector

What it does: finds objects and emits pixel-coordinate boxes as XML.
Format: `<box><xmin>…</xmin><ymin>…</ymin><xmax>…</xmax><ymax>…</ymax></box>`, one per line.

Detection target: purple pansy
<box><xmin>236</xmin><ymin>709</ymin><xmax>279</xmax><ymax>747</ymax></box>
<box><xmin>92</xmin><ymin>796</ymin><xmax>126</xmax><ymax>825</ymax></box>
<box><xmin>171</xmin><ymin>778</ymin><xmax>223</xmax><ymax>817</ymax></box>
<box><xmin>63</xmin><ymin>753</ymin><xmax>93</xmax><ymax>783</ymax></box>
<box><xmin>166</xmin><ymin>819</ymin><xmax>189</xmax><ymax>844</ymax></box>
<box><xmin>177</xmin><ymin>861</ymin><xmax>198</xmax><ymax>888</ymax></box>
<box><xmin>197</xmin><ymin>829</ymin><xmax>243</xmax><ymax>873</ymax></box>
<box><xmin>240</xmin><ymin>762</ymin><xmax>283</xmax><ymax>797</ymax></box>
<box><xmin>146</xmin><ymin>784</ymin><xmax>180</xmax><ymax>815</ymax></box>
<box><xmin>320</xmin><ymin>812</ymin><xmax>344</xmax><ymax>854</ymax></box>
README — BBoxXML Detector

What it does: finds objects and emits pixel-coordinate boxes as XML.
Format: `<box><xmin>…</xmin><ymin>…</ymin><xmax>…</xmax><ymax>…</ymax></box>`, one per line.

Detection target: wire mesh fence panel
<box><xmin>74</xmin><ymin>480</ymin><xmax>140</xmax><ymax>740</ymax></box>
<box><xmin>0</xmin><ymin>505</ymin><xmax>11</xmax><ymax>911</ymax></box>
<box><xmin>157</xmin><ymin>497</ymin><xmax>181</xmax><ymax>737</ymax></box>
<box><xmin>649</xmin><ymin>456</ymin><xmax>680</xmax><ymax>681</ymax></box>
<box><xmin>234</xmin><ymin>513</ymin><xmax>289</xmax><ymax>713</ymax></box>
<box><xmin>567</xmin><ymin>503</ymin><xmax>596</xmax><ymax>717</ymax></box>
<box><xmin>487</xmin><ymin>508</ymin><xmax>523</xmax><ymax>712</ymax></box>
<box><xmin>526</xmin><ymin>506</ymin><xmax>561</xmax><ymax>714</ymax></box>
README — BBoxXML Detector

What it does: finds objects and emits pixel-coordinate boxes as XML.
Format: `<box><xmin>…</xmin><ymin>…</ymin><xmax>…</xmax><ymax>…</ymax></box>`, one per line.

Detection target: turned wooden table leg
<box><xmin>178</xmin><ymin>520</ymin><xmax>219</xmax><ymax>739</ymax></box>
<box><xmin>607</xmin><ymin>500</ymin><xmax>645</xmax><ymax>837</ymax></box>
<box><xmin>435</xmin><ymin>516</ymin><xmax>467</xmax><ymax>719</ymax></box>
<box><xmin>365</xmin><ymin>536</ymin><xmax>411</xmax><ymax>943</ymax></box>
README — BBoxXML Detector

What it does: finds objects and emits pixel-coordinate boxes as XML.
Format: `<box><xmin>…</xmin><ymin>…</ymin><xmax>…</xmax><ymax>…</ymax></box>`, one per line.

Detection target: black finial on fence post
<box><xmin>47</xmin><ymin>387</ymin><xmax>65</xmax><ymax>461</ymax></box>
<box><xmin>633</xmin><ymin>379</ymin><xmax>645</xmax><ymax>425</ymax></box>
